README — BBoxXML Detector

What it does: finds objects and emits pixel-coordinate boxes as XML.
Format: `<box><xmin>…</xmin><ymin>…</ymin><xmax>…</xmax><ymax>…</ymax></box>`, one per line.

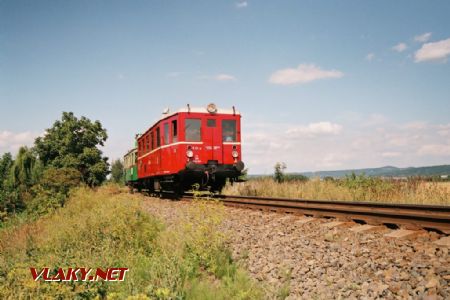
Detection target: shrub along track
<box><xmin>182</xmin><ymin>194</ymin><xmax>450</xmax><ymax>234</ymax></box>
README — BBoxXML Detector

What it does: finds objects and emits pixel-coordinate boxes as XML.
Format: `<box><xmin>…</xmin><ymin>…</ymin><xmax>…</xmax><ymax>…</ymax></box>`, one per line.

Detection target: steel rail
<box><xmin>182</xmin><ymin>194</ymin><xmax>450</xmax><ymax>234</ymax></box>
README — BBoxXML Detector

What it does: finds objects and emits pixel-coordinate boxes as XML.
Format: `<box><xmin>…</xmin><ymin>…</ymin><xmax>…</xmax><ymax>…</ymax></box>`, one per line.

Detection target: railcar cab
<box><xmin>136</xmin><ymin>103</ymin><xmax>244</xmax><ymax>193</ymax></box>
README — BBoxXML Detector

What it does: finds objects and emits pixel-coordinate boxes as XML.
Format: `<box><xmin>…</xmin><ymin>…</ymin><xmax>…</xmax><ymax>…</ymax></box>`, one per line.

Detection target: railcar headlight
<box><xmin>186</xmin><ymin>149</ymin><xmax>194</xmax><ymax>158</ymax></box>
<box><xmin>207</xmin><ymin>103</ymin><xmax>217</xmax><ymax>113</ymax></box>
<box><xmin>232</xmin><ymin>150</ymin><xmax>239</xmax><ymax>158</ymax></box>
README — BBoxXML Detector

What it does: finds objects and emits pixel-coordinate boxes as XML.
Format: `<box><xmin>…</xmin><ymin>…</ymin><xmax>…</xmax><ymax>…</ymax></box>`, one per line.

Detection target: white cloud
<box><xmin>269</xmin><ymin>64</ymin><xmax>344</xmax><ymax>85</ymax></box>
<box><xmin>116</xmin><ymin>73</ymin><xmax>125</xmax><ymax>80</ymax></box>
<box><xmin>364</xmin><ymin>114</ymin><xmax>388</xmax><ymax>127</ymax></box>
<box><xmin>381</xmin><ymin>152</ymin><xmax>401</xmax><ymax>158</ymax></box>
<box><xmin>242</xmin><ymin>116</ymin><xmax>450</xmax><ymax>173</ymax></box>
<box><xmin>318</xmin><ymin>153</ymin><xmax>347</xmax><ymax>168</ymax></box>
<box><xmin>166</xmin><ymin>72</ymin><xmax>181</xmax><ymax>78</ymax></box>
<box><xmin>414</xmin><ymin>32</ymin><xmax>432</xmax><ymax>43</ymax></box>
<box><xmin>418</xmin><ymin>144</ymin><xmax>450</xmax><ymax>156</ymax></box>
<box><xmin>286</xmin><ymin>122</ymin><xmax>343</xmax><ymax>138</ymax></box>
<box><xmin>193</xmin><ymin>50</ymin><xmax>205</xmax><ymax>56</ymax></box>
<box><xmin>401</xmin><ymin>121</ymin><xmax>428</xmax><ymax>130</ymax></box>
<box><xmin>236</xmin><ymin>1</ymin><xmax>248</xmax><ymax>8</ymax></box>
<box><xmin>214</xmin><ymin>74</ymin><xmax>236</xmax><ymax>81</ymax></box>
<box><xmin>437</xmin><ymin>124</ymin><xmax>450</xmax><ymax>137</ymax></box>
<box><xmin>365</xmin><ymin>53</ymin><xmax>375</xmax><ymax>61</ymax></box>
<box><xmin>414</xmin><ymin>38</ymin><xmax>450</xmax><ymax>63</ymax></box>
<box><xmin>0</xmin><ymin>131</ymin><xmax>39</xmax><ymax>154</ymax></box>
<box><xmin>392</xmin><ymin>42</ymin><xmax>407</xmax><ymax>52</ymax></box>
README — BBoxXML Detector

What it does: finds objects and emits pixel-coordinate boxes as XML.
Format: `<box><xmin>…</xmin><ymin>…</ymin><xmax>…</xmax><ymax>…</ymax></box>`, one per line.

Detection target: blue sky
<box><xmin>1</xmin><ymin>0</ymin><xmax>450</xmax><ymax>174</ymax></box>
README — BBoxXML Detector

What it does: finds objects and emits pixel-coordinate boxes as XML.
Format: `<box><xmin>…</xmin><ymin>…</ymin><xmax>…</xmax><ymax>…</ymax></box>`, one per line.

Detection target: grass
<box><xmin>223</xmin><ymin>177</ymin><xmax>450</xmax><ymax>205</ymax></box>
<box><xmin>0</xmin><ymin>184</ymin><xmax>263</xmax><ymax>299</ymax></box>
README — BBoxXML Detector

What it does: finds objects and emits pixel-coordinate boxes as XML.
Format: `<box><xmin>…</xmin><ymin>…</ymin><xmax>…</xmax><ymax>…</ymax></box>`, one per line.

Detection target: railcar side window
<box><xmin>164</xmin><ymin>123</ymin><xmax>169</xmax><ymax>145</ymax></box>
<box><xmin>145</xmin><ymin>135</ymin><xmax>149</xmax><ymax>152</ymax></box>
<box><xmin>185</xmin><ymin>119</ymin><xmax>201</xmax><ymax>142</ymax></box>
<box><xmin>150</xmin><ymin>132</ymin><xmax>155</xmax><ymax>150</ymax></box>
<box><xmin>156</xmin><ymin>127</ymin><xmax>161</xmax><ymax>147</ymax></box>
<box><xmin>222</xmin><ymin>120</ymin><xmax>237</xmax><ymax>142</ymax></box>
<box><xmin>172</xmin><ymin>120</ymin><xmax>178</xmax><ymax>142</ymax></box>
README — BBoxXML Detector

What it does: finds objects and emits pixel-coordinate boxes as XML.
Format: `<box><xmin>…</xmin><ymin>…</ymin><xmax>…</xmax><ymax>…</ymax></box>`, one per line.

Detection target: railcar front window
<box><xmin>185</xmin><ymin>119</ymin><xmax>201</xmax><ymax>142</ymax></box>
<box><xmin>222</xmin><ymin>120</ymin><xmax>236</xmax><ymax>142</ymax></box>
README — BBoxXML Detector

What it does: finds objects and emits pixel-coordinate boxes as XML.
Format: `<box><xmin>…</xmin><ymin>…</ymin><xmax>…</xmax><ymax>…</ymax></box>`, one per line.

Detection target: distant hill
<box><xmin>296</xmin><ymin>165</ymin><xmax>450</xmax><ymax>178</ymax></box>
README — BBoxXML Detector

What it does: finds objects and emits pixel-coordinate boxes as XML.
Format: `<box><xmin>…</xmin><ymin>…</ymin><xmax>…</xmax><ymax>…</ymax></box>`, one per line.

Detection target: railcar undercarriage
<box><xmin>128</xmin><ymin>161</ymin><xmax>244</xmax><ymax>197</ymax></box>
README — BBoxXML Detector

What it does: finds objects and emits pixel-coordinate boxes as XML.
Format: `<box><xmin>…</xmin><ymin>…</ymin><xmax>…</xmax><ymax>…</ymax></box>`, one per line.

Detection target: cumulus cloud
<box><xmin>286</xmin><ymin>122</ymin><xmax>343</xmax><ymax>138</ymax></box>
<box><xmin>414</xmin><ymin>38</ymin><xmax>450</xmax><ymax>62</ymax></box>
<box><xmin>269</xmin><ymin>64</ymin><xmax>344</xmax><ymax>85</ymax></box>
<box><xmin>236</xmin><ymin>1</ymin><xmax>248</xmax><ymax>8</ymax></box>
<box><xmin>401</xmin><ymin>121</ymin><xmax>428</xmax><ymax>130</ymax></box>
<box><xmin>318</xmin><ymin>153</ymin><xmax>348</xmax><ymax>168</ymax></box>
<box><xmin>214</xmin><ymin>74</ymin><xmax>237</xmax><ymax>81</ymax></box>
<box><xmin>392</xmin><ymin>42</ymin><xmax>407</xmax><ymax>52</ymax></box>
<box><xmin>437</xmin><ymin>124</ymin><xmax>450</xmax><ymax>137</ymax></box>
<box><xmin>365</xmin><ymin>53</ymin><xmax>375</xmax><ymax>61</ymax></box>
<box><xmin>418</xmin><ymin>144</ymin><xmax>450</xmax><ymax>156</ymax></box>
<box><xmin>242</xmin><ymin>117</ymin><xmax>450</xmax><ymax>174</ymax></box>
<box><xmin>381</xmin><ymin>152</ymin><xmax>401</xmax><ymax>158</ymax></box>
<box><xmin>166</xmin><ymin>72</ymin><xmax>181</xmax><ymax>78</ymax></box>
<box><xmin>0</xmin><ymin>131</ymin><xmax>39</xmax><ymax>154</ymax></box>
<box><xmin>414</xmin><ymin>32</ymin><xmax>432</xmax><ymax>43</ymax></box>
<box><xmin>116</xmin><ymin>73</ymin><xmax>125</xmax><ymax>80</ymax></box>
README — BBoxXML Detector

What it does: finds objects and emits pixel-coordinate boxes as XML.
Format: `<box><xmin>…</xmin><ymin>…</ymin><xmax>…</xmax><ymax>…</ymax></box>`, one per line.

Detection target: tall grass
<box><xmin>223</xmin><ymin>177</ymin><xmax>450</xmax><ymax>205</ymax></box>
<box><xmin>0</xmin><ymin>185</ymin><xmax>262</xmax><ymax>299</ymax></box>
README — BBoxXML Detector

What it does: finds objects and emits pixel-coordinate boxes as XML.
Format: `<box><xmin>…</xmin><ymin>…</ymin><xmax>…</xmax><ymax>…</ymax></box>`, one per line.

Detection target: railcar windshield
<box><xmin>185</xmin><ymin>119</ymin><xmax>201</xmax><ymax>142</ymax></box>
<box><xmin>222</xmin><ymin>120</ymin><xmax>237</xmax><ymax>142</ymax></box>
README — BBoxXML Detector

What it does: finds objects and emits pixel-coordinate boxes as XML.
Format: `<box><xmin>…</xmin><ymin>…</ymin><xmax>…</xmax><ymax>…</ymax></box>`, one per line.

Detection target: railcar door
<box><xmin>203</xmin><ymin>118</ymin><xmax>223</xmax><ymax>163</ymax></box>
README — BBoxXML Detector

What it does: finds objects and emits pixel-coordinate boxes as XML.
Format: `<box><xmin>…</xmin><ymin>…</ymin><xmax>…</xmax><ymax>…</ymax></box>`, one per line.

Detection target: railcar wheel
<box><xmin>210</xmin><ymin>179</ymin><xmax>226</xmax><ymax>193</ymax></box>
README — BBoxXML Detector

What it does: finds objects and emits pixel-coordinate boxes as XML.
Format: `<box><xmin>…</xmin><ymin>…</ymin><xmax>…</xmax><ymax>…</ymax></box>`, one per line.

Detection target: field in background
<box><xmin>224</xmin><ymin>177</ymin><xmax>450</xmax><ymax>205</ymax></box>
<box><xmin>0</xmin><ymin>185</ymin><xmax>262</xmax><ymax>299</ymax></box>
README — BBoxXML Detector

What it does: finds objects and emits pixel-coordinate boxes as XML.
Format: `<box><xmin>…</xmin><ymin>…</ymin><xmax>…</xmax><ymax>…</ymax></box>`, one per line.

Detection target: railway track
<box><xmin>182</xmin><ymin>194</ymin><xmax>450</xmax><ymax>234</ymax></box>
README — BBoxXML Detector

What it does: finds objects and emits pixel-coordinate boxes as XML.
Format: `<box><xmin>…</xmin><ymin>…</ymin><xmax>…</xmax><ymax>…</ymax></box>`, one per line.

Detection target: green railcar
<box><xmin>124</xmin><ymin>148</ymin><xmax>138</xmax><ymax>185</ymax></box>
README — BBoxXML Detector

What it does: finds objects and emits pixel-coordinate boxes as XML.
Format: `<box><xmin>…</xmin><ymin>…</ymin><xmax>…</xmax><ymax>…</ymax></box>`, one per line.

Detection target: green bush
<box><xmin>0</xmin><ymin>186</ymin><xmax>262</xmax><ymax>299</ymax></box>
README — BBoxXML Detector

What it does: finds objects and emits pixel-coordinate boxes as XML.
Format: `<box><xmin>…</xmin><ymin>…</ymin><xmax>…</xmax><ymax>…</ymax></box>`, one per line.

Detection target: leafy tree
<box><xmin>34</xmin><ymin>112</ymin><xmax>109</xmax><ymax>186</ymax></box>
<box><xmin>0</xmin><ymin>152</ymin><xmax>15</xmax><ymax>219</ymax></box>
<box><xmin>39</xmin><ymin>167</ymin><xmax>82</xmax><ymax>196</ymax></box>
<box><xmin>27</xmin><ymin>167</ymin><xmax>82</xmax><ymax>215</ymax></box>
<box><xmin>0</xmin><ymin>152</ymin><xmax>14</xmax><ymax>190</ymax></box>
<box><xmin>111</xmin><ymin>159</ymin><xmax>124</xmax><ymax>184</ymax></box>
<box><xmin>7</xmin><ymin>147</ymin><xmax>41</xmax><ymax>192</ymax></box>
<box><xmin>0</xmin><ymin>147</ymin><xmax>42</xmax><ymax>214</ymax></box>
<box><xmin>285</xmin><ymin>174</ymin><xmax>309</xmax><ymax>182</ymax></box>
<box><xmin>274</xmin><ymin>162</ymin><xmax>286</xmax><ymax>183</ymax></box>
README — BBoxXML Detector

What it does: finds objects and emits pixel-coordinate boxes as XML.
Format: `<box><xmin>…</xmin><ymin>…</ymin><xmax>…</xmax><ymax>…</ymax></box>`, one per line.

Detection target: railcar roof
<box><xmin>124</xmin><ymin>147</ymin><xmax>137</xmax><ymax>157</ymax></box>
<box><xmin>138</xmin><ymin>106</ymin><xmax>241</xmax><ymax>139</ymax></box>
<box><xmin>159</xmin><ymin>106</ymin><xmax>241</xmax><ymax>121</ymax></box>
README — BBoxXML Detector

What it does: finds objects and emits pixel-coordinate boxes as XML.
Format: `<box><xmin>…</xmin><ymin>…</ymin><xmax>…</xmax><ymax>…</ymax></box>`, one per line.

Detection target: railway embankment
<box><xmin>143</xmin><ymin>197</ymin><xmax>450</xmax><ymax>299</ymax></box>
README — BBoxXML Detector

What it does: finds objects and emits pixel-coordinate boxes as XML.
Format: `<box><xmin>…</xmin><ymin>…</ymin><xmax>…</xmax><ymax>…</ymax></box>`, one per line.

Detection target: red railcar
<box><xmin>134</xmin><ymin>103</ymin><xmax>244</xmax><ymax>194</ymax></box>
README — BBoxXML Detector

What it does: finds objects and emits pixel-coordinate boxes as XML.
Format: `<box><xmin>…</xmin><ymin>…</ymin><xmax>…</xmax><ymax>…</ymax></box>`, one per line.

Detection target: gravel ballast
<box><xmin>142</xmin><ymin>197</ymin><xmax>450</xmax><ymax>299</ymax></box>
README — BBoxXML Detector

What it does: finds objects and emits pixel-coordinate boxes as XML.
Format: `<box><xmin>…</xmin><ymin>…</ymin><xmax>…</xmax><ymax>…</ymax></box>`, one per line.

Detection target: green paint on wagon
<box><xmin>123</xmin><ymin>147</ymin><xmax>138</xmax><ymax>183</ymax></box>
